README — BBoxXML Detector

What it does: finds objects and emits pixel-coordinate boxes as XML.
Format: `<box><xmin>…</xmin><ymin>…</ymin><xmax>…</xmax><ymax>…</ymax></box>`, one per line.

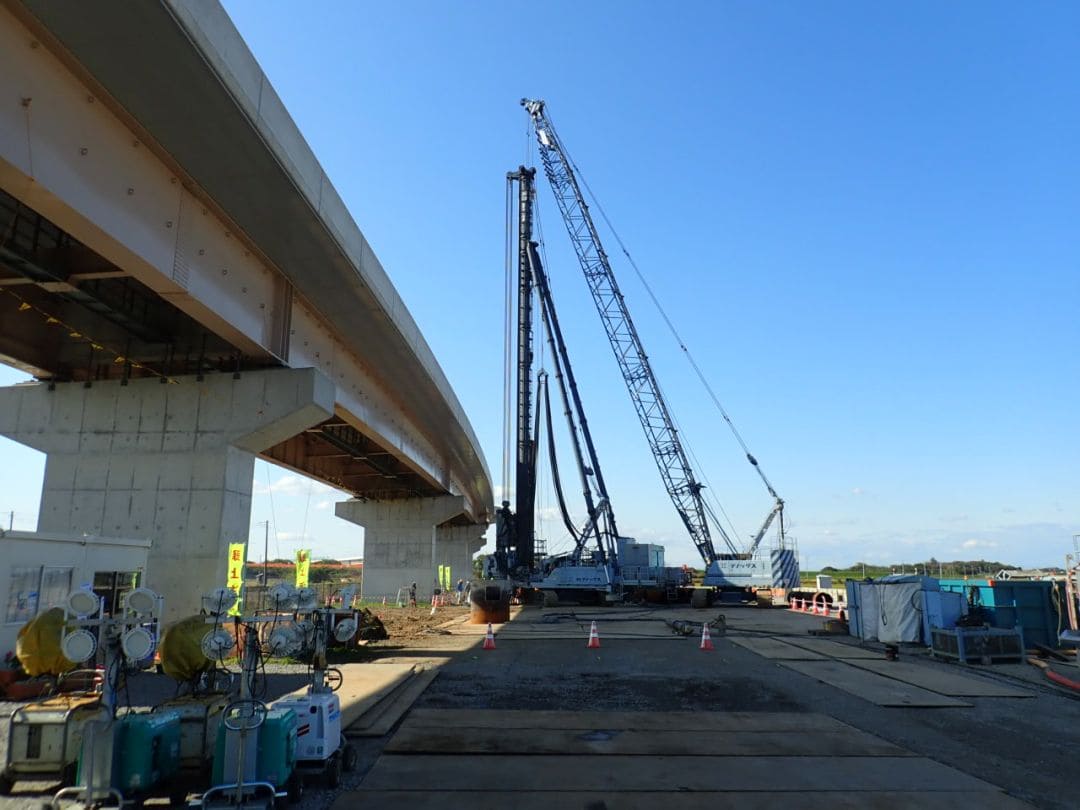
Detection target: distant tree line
<box><xmin>814</xmin><ymin>559</ymin><xmax>1021</xmax><ymax>579</ymax></box>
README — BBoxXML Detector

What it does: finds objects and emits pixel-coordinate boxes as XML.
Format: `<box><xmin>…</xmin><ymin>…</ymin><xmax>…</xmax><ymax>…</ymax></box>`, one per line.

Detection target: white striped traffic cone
<box><xmin>700</xmin><ymin>624</ymin><xmax>714</xmax><ymax>651</ymax></box>
<box><xmin>586</xmin><ymin>621</ymin><xmax>601</xmax><ymax>649</ymax></box>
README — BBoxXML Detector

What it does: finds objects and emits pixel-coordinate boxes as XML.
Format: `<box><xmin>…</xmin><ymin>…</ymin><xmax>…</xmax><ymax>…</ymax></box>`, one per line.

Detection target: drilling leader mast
<box><xmin>495</xmin><ymin>166</ymin><xmax>622</xmax><ymax>600</ymax></box>
<box><xmin>521</xmin><ymin>98</ymin><xmax>798</xmax><ymax>591</ymax></box>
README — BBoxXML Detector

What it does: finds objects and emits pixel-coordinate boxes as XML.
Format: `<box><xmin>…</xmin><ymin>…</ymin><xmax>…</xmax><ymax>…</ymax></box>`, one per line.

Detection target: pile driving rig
<box><xmin>521</xmin><ymin>98</ymin><xmax>799</xmax><ymax>595</ymax></box>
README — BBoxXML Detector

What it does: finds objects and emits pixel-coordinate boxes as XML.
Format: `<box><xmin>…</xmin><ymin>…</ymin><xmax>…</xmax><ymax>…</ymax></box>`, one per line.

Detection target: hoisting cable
<box><xmin>552</xmin><ymin>118</ymin><xmax>781</xmax><ymax>502</ymax></box>
<box><xmin>655</xmin><ymin>374</ymin><xmax>743</xmax><ymax>553</ymax></box>
<box><xmin>542</xmin><ymin>372</ymin><xmax>581</xmax><ymax>542</ymax></box>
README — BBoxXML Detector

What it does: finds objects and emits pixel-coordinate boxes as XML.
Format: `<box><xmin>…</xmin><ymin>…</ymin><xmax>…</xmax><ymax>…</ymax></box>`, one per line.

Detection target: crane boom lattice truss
<box><xmin>522</xmin><ymin>98</ymin><xmax>738</xmax><ymax>560</ymax></box>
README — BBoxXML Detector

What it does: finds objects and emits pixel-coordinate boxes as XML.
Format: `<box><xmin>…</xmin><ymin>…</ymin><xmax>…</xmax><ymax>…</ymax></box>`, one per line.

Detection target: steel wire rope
<box><xmin>655</xmin><ymin>372</ymin><xmax>744</xmax><ymax>549</ymax></box>
<box><xmin>551</xmin><ymin>119</ymin><xmax>781</xmax><ymax>502</ymax></box>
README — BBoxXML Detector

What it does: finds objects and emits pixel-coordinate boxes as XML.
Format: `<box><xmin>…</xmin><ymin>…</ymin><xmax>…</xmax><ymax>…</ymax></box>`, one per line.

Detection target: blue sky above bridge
<box><xmin>2</xmin><ymin>1</ymin><xmax>1078</xmax><ymax>572</ymax></box>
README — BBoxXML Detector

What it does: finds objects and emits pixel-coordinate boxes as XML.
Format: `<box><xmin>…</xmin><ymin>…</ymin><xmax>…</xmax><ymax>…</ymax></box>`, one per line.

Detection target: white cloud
<box><xmin>850</xmin><ymin>487</ymin><xmax>865</xmax><ymax>497</ymax></box>
<box><xmin>254</xmin><ymin>474</ymin><xmax>340</xmax><ymax>498</ymax></box>
<box><xmin>962</xmin><ymin>538</ymin><xmax>998</xmax><ymax>550</ymax></box>
<box><xmin>314</xmin><ymin>499</ymin><xmax>333</xmax><ymax>511</ymax></box>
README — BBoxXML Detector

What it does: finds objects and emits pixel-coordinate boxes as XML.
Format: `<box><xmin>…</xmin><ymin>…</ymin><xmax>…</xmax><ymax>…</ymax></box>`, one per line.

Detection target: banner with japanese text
<box><xmin>295</xmin><ymin>549</ymin><xmax>311</xmax><ymax>588</ymax></box>
<box><xmin>226</xmin><ymin>543</ymin><xmax>246</xmax><ymax>616</ymax></box>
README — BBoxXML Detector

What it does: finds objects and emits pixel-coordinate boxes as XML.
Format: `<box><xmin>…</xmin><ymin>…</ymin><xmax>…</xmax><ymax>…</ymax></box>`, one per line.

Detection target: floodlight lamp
<box><xmin>66</xmin><ymin>589</ymin><xmax>100</xmax><ymax>618</ymax></box>
<box><xmin>121</xmin><ymin>627</ymin><xmax>156</xmax><ymax>661</ymax></box>
<box><xmin>295</xmin><ymin>587</ymin><xmax>318</xmax><ymax>610</ymax></box>
<box><xmin>203</xmin><ymin>588</ymin><xmax>237</xmax><ymax>615</ymax></box>
<box><xmin>267</xmin><ymin>623</ymin><xmax>302</xmax><ymax>657</ymax></box>
<box><xmin>125</xmin><ymin>587</ymin><xmax>160</xmax><ymax>618</ymax></box>
<box><xmin>333</xmin><ymin>618</ymin><xmax>357</xmax><ymax>643</ymax></box>
<box><xmin>61</xmin><ymin>629</ymin><xmax>98</xmax><ymax>663</ymax></box>
<box><xmin>201</xmin><ymin>629</ymin><xmax>235</xmax><ymax>660</ymax></box>
<box><xmin>268</xmin><ymin>583</ymin><xmax>298</xmax><ymax>609</ymax></box>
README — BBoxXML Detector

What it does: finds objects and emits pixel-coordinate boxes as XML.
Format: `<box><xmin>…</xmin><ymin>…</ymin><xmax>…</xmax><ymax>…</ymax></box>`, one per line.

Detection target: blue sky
<box><xmin>1</xmin><ymin>1</ymin><xmax>1077</xmax><ymax>570</ymax></box>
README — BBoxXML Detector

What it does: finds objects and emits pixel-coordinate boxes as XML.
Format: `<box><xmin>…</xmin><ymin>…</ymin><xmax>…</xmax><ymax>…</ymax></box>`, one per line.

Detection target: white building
<box><xmin>0</xmin><ymin>531</ymin><xmax>151</xmax><ymax>657</ymax></box>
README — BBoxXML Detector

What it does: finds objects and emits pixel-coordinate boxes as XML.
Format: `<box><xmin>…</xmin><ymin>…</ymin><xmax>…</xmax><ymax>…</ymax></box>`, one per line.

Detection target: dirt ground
<box><xmin>363</xmin><ymin>603</ymin><xmax>471</xmax><ymax>641</ymax></box>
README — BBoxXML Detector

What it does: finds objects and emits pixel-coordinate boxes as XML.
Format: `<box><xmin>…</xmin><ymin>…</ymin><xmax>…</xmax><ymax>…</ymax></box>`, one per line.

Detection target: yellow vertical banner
<box><xmin>226</xmin><ymin>543</ymin><xmax>246</xmax><ymax>616</ymax></box>
<box><xmin>437</xmin><ymin>565</ymin><xmax>445</xmax><ymax>591</ymax></box>
<box><xmin>295</xmin><ymin>549</ymin><xmax>311</xmax><ymax>588</ymax></box>
<box><xmin>443</xmin><ymin>566</ymin><xmax>452</xmax><ymax>590</ymax></box>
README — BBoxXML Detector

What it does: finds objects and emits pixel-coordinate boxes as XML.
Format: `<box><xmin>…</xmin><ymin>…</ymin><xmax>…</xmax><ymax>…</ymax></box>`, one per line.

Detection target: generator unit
<box><xmin>269</xmin><ymin>606</ymin><xmax>358</xmax><ymax>787</ymax></box>
<box><xmin>273</xmin><ymin>694</ymin><xmax>338</xmax><ymax>763</ymax></box>
<box><xmin>203</xmin><ymin>703</ymin><xmax>301</xmax><ymax>808</ymax></box>
<box><xmin>108</xmin><ymin>710</ymin><xmax>183</xmax><ymax>803</ymax></box>
<box><xmin>0</xmin><ymin>694</ymin><xmax>103</xmax><ymax>793</ymax></box>
<box><xmin>154</xmin><ymin>695</ymin><xmax>228</xmax><ymax>772</ymax></box>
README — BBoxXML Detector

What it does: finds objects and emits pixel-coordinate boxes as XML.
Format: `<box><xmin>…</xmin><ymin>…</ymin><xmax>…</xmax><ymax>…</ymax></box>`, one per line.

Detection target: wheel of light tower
<box><xmin>287</xmin><ymin>772</ymin><xmax>304</xmax><ymax>804</ymax></box>
<box><xmin>0</xmin><ymin>770</ymin><xmax>13</xmax><ymax>796</ymax></box>
<box><xmin>60</xmin><ymin>761</ymin><xmax>78</xmax><ymax>788</ymax></box>
<box><xmin>326</xmin><ymin>753</ymin><xmax>342</xmax><ymax>789</ymax></box>
<box><xmin>340</xmin><ymin>739</ymin><xmax>357</xmax><ymax>772</ymax></box>
<box><xmin>326</xmin><ymin>667</ymin><xmax>344</xmax><ymax>692</ymax></box>
<box><xmin>168</xmin><ymin>782</ymin><xmax>188</xmax><ymax>807</ymax></box>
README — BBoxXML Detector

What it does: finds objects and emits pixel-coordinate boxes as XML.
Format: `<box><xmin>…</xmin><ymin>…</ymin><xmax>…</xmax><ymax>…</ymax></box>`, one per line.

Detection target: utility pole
<box><xmin>256</xmin><ymin>520</ymin><xmax>270</xmax><ymax>609</ymax></box>
<box><xmin>7</xmin><ymin>511</ymin><xmax>12</xmax><ymax>531</ymax></box>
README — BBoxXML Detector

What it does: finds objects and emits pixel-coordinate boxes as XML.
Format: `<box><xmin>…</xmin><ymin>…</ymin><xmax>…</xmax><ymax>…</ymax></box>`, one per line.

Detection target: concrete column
<box><xmin>435</xmin><ymin>523</ymin><xmax>487</xmax><ymax>592</ymax></box>
<box><xmin>335</xmin><ymin>495</ymin><xmax>486</xmax><ymax>602</ymax></box>
<box><xmin>0</xmin><ymin>368</ymin><xmax>334</xmax><ymax>621</ymax></box>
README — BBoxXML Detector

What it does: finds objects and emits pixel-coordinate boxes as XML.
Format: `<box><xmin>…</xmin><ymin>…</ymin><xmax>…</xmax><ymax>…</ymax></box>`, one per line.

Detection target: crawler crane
<box><xmin>521</xmin><ymin>99</ymin><xmax>799</xmax><ymax>594</ymax></box>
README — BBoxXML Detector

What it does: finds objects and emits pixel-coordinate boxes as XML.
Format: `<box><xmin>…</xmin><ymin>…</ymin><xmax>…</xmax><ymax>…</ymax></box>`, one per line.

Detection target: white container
<box><xmin>815</xmin><ymin>574</ymin><xmax>833</xmax><ymax>589</ymax></box>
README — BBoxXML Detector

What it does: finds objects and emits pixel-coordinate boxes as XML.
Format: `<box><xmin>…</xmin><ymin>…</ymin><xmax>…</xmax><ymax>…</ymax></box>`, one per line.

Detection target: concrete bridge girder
<box><xmin>0</xmin><ymin>2</ymin><xmax>488</xmax><ymax>520</ymax></box>
<box><xmin>0</xmin><ymin>368</ymin><xmax>335</xmax><ymax>621</ymax></box>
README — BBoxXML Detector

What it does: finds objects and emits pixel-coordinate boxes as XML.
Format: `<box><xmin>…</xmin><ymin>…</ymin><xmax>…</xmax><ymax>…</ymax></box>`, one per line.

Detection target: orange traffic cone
<box><xmin>482</xmin><ymin>623</ymin><xmax>496</xmax><ymax>650</ymax></box>
<box><xmin>700</xmin><ymin>624</ymin><xmax>714</xmax><ymax>651</ymax></box>
<box><xmin>838</xmin><ymin>606</ymin><xmax>848</xmax><ymax>622</ymax></box>
<box><xmin>586</xmin><ymin>621</ymin><xmax>601</xmax><ymax>649</ymax></box>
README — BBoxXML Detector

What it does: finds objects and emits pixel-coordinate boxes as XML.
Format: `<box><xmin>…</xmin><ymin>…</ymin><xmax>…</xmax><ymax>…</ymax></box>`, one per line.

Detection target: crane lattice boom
<box><xmin>522</xmin><ymin>98</ymin><xmax>738</xmax><ymax>561</ymax></box>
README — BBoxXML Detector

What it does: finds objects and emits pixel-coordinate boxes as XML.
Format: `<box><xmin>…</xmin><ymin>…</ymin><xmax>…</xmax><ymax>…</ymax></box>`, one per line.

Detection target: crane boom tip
<box><xmin>521</xmin><ymin>98</ymin><xmax>545</xmax><ymax>116</ymax></box>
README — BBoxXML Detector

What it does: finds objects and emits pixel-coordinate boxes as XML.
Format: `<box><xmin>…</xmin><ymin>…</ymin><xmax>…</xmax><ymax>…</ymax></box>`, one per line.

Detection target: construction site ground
<box><xmin>1</xmin><ymin>603</ymin><xmax>1077</xmax><ymax>809</ymax></box>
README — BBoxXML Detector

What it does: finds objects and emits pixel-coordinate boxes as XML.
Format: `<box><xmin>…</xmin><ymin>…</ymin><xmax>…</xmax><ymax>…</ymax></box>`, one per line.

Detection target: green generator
<box><xmin>211</xmin><ymin>707</ymin><xmax>298</xmax><ymax>793</ymax></box>
<box><xmin>109</xmin><ymin>711</ymin><xmax>182</xmax><ymax>800</ymax></box>
<box><xmin>256</xmin><ymin>710</ymin><xmax>298</xmax><ymax>791</ymax></box>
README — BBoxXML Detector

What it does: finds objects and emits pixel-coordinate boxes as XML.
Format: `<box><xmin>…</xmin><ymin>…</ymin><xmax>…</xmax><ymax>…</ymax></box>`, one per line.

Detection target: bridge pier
<box><xmin>0</xmin><ymin>368</ymin><xmax>334</xmax><ymax>621</ymax></box>
<box><xmin>336</xmin><ymin>496</ymin><xmax>486</xmax><ymax>602</ymax></box>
